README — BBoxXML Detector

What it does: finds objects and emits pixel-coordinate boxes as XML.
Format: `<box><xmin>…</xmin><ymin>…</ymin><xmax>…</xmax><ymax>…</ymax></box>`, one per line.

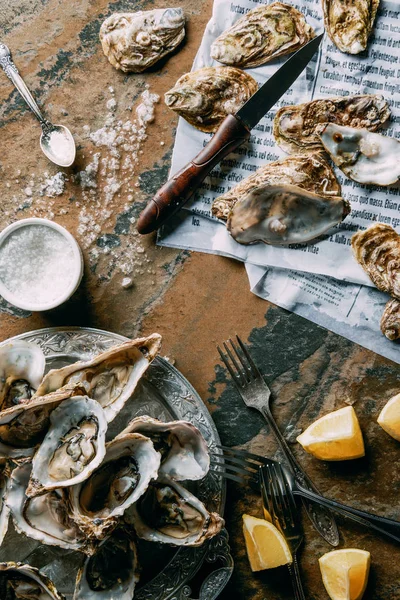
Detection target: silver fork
<box><xmin>217</xmin><ymin>336</ymin><xmax>339</xmax><ymax>547</ymax></box>
<box><xmin>260</xmin><ymin>463</ymin><xmax>306</xmax><ymax>600</ymax></box>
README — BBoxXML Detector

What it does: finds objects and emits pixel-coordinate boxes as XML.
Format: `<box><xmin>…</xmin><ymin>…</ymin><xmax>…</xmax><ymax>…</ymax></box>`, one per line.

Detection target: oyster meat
<box><xmin>212</xmin><ymin>153</ymin><xmax>342</xmax><ymax>220</ymax></box>
<box><xmin>381</xmin><ymin>298</ymin><xmax>400</xmax><ymax>341</ymax></box>
<box><xmin>164</xmin><ymin>66</ymin><xmax>257</xmax><ymax>133</ymax></box>
<box><xmin>352</xmin><ymin>224</ymin><xmax>400</xmax><ymax>299</ymax></box>
<box><xmin>35</xmin><ymin>334</ymin><xmax>162</xmax><ymax>422</ymax></box>
<box><xmin>0</xmin><ymin>341</ymin><xmax>45</xmax><ymax>412</ymax></box>
<box><xmin>117</xmin><ymin>416</ymin><xmax>210</xmax><ymax>481</ymax></box>
<box><xmin>99</xmin><ymin>8</ymin><xmax>185</xmax><ymax>73</ymax></box>
<box><xmin>227</xmin><ymin>183</ymin><xmax>350</xmax><ymax>245</ymax></box>
<box><xmin>319</xmin><ymin>124</ymin><xmax>400</xmax><ymax>186</ymax></box>
<box><xmin>27</xmin><ymin>397</ymin><xmax>108</xmax><ymax>497</ymax></box>
<box><xmin>0</xmin><ymin>562</ymin><xmax>65</xmax><ymax>600</ymax></box>
<box><xmin>322</xmin><ymin>0</ymin><xmax>380</xmax><ymax>54</ymax></box>
<box><xmin>211</xmin><ymin>2</ymin><xmax>315</xmax><ymax>68</ymax></box>
<box><xmin>128</xmin><ymin>476</ymin><xmax>223</xmax><ymax>546</ymax></box>
<box><xmin>0</xmin><ymin>459</ymin><xmax>10</xmax><ymax>547</ymax></box>
<box><xmin>274</xmin><ymin>95</ymin><xmax>390</xmax><ymax>155</ymax></box>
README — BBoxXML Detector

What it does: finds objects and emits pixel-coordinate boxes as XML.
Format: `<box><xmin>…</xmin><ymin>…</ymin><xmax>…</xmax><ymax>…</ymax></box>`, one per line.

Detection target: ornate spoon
<box><xmin>0</xmin><ymin>43</ymin><xmax>76</xmax><ymax>167</ymax></box>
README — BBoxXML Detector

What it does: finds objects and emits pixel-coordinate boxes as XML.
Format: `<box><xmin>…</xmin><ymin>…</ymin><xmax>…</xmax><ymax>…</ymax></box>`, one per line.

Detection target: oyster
<box><xmin>319</xmin><ymin>124</ymin><xmax>400</xmax><ymax>186</ymax></box>
<box><xmin>27</xmin><ymin>397</ymin><xmax>108</xmax><ymax>497</ymax></box>
<box><xmin>68</xmin><ymin>433</ymin><xmax>161</xmax><ymax>539</ymax></box>
<box><xmin>74</xmin><ymin>529</ymin><xmax>139</xmax><ymax>600</ymax></box>
<box><xmin>274</xmin><ymin>95</ymin><xmax>390</xmax><ymax>155</ymax></box>
<box><xmin>352</xmin><ymin>224</ymin><xmax>400</xmax><ymax>299</ymax></box>
<box><xmin>212</xmin><ymin>153</ymin><xmax>342</xmax><ymax>220</ymax></box>
<box><xmin>164</xmin><ymin>66</ymin><xmax>257</xmax><ymax>133</ymax></box>
<box><xmin>0</xmin><ymin>341</ymin><xmax>45</xmax><ymax>412</ymax></box>
<box><xmin>0</xmin><ymin>459</ymin><xmax>10</xmax><ymax>547</ymax></box>
<box><xmin>35</xmin><ymin>334</ymin><xmax>162</xmax><ymax>422</ymax></box>
<box><xmin>322</xmin><ymin>0</ymin><xmax>380</xmax><ymax>54</ymax></box>
<box><xmin>381</xmin><ymin>299</ymin><xmax>400</xmax><ymax>341</ymax></box>
<box><xmin>117</xmin><ymin>416</ymin><xmax>209</xmax><ymax>481</ymax></box>
<box><xmin>227</xmin><ymin>183</ymin><xmax>350</xmax><ymax>245</ymax></box>
<box><xmin>99</xmin><ymin>8</ymin><xmax>185</xmax><ymax>73</ymax></box>
<box><xmin>0</xmin><ymin>562</ymin><xmax>65</xmax><ymax>600</ymax></box>
<box><xmin>128</xmin><ymin>476</ymin><xmax>223</xmax><ymax>546</ymax></box>
<box><xmin>211</xmin><ymin>2</ymin><xmax>315</xmax><ymax>68</ymax></box>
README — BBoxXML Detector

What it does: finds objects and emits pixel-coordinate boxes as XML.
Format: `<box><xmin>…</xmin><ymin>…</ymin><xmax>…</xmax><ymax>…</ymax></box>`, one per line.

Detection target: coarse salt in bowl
<box><xmin>0</xmin><ymin>218</ymin><xmax>83</xmax><ymax>311</ymax></box>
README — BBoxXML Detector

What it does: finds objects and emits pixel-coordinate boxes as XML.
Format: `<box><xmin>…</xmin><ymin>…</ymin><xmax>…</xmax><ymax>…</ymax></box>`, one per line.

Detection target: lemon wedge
<box><xmin>377</xmin><ymin>393</ymin><xmax>400</xmax><ymax>441</ymax></box>
<box><xmin>319</xmin><ymin>549</ymin><xmax>371</xmax><ymax>600</ymax></box>
<box><xmin>296</xmin><ymin>406</ymin><xmax>365</xmax><ymax>461</ymax></box>
<box><xmin>242</xmin><ymin>514</ymin><xmax>292</xmax><ymax>572</ymax></box>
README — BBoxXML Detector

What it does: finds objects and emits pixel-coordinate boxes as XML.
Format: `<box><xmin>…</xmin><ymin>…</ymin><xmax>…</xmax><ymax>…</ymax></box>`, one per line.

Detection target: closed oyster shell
<box><xmin>352</xmin><ymin>224</ymin><xmax>400</xmax><ymax>298</ymax></box>
<box><xmin>0</xmin><ymin>341</ymin><xmax>45</xmax><ymax>412</ymax></box>
<box><xmin>380</xmin><ymin>298</ymin><xmax>400</xmax><ymax>341</ymax></box>
<box><xmin>0</xmin><ymin>562</ymin><xmax>65</xmax><ymax>600</ymax></box>
<box><xmin>274</xmin><ymin>95</ymin><xmax>390</xmax><ymax>155</ymax></box>
<box><xmin>99</xmin><ymin>8</ymin><xmax>185</xmax><ymax>73</ymax></box>
<box><xmin>211</xmin><ymin>2</ymin><xmax>315</xmax><ymax>68</ymax></box>
<box><xmin>322</xmin><ymin>0</ymin><xmax>380</xmax><ymax>54</ymax></box>
<box><xmin>212</xmin><ymin>153</ymin><xmax>342</xmax><ymax>221</ymax></box>
<box><xmin>164</xmin><ymin>66</ymin><xmax>257</xmax><ymax>133</ymax></box>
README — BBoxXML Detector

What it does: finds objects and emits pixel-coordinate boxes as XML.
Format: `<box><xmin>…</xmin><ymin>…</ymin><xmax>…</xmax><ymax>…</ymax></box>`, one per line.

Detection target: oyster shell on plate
<box><xmin>73</xmin><ymin>529</ymin><xmax>139</xmax><ymax>600</ymax></box>
<box><xmin>127</xmin><ymin>476</ymin><xmax>223</xmax><ymax>546</ymax></box>
<box><xmin>381</xmin><ymin>298</ymin><xmax>400</xmax><ymax>341</ymax></box>
<box><xmin>99</xmin><ymin>8</ymin><xmax>185</xmax><ymax>73</ymax></box>
<box><xmin>68</xmin><ymin>433</ymin><xmax>161</xmax><ymax>539</ymax></box>
<box><xmin>117</xmin><ymin>416</ymin><xmax>209</xmax><ymax>481</ymax></box>
<box><xmin>0</xmin><ymin>459</ymin><xmax>11</xmax><ymax>547</ymax></box>
<box><xmin>0</xmin><ymin>562</ymin><xmax>65</xmax><ymax>600</ymax></box>
<box><xmin>322</xmin><ymin>0</ymin><xmax>380</xmax><ymax>54</ymax></box>
<box><xmin>352</xmin><ymin>224</ymin><xmax>400</xmax><ymax>299</ymax></box>
<box><xmin>227</xmin><ymin>183</ymin><xmax>350</xmax><ymax>245</ymax></box>
<box><xmin>274</xmin><ymin>95</ymin><xmax>390</xmax><ymax>155</ymax></box>
<box><xmin>211</xmin><ymin>2</ymin><xmax>315</xmax><ymax>68</ymax></box>
<box><xmin>35</xmin><ymin>334</ymin><xmax>162</xmax><ymax>422</ymax></box>
<box><xmin>319</xmin><ymin>124</ymin><xmax>400</xmax><ymax>186</ymax></box>
<box><xmin>27</xmin><ymin>397</ymin><xmax>108</xmax><ymax>497</ymax></box>
<box><xmin>0</xmin><ymin>341</ymin><xmax>45</xmax><ymax>412</ymax></box>
<box><xmin>164</xmin><ymin>66</ymin><xmax>257</xmax><ymax>133</ymax></box>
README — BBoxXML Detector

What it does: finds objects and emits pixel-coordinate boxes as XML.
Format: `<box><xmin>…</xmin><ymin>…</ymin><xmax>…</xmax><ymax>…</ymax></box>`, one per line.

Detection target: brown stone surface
<box><xmin>1</xmin><ymin>1</ymin><xmax>400</xmax><ymax>599</ymax></box>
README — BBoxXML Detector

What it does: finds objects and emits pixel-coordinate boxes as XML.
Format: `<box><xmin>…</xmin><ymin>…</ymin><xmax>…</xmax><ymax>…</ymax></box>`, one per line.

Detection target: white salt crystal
<box><xmin>121</xmin><ymin>277</ymin><xmax>133</xmax><ymax>289</ymax></box>
<box><xmin>40</xmin><ymin>172</ymin><xmax>65</xmax><ymax>197</ymax></box>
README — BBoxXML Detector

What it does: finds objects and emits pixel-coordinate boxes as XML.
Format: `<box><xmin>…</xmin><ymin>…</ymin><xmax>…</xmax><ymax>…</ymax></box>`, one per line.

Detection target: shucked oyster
<box><xmin>228</xmin><ymin>184</ymin><xmax>350</xmax><ymax>245</ymax></box>
<box><xmin>165</xmin><ymin>66</ymin><xmax>257</xmax><ymax>133</ymax></box>
<box><xmin>100</xmin><ymin>8</ymin><xmax>185</xmax><ymax>73</ymax></box>
<box><xmin>211</xmin><ymin>2</ymin><xmax>315</xmax><ymax>68</ymax></box>
<box><xmin>212</xmin><ymin>153</ymin><xmax>342</xmax><ymax>220</ymax></box>
<box><xmin>352</xmin><ymin>224</ymin><xmax>400</xmax><ymax>299</ymax></box>
<box><xmin>0</xmin><ymin>562</ymin><xmax>65</xmax><ymax>600</ymax></box>
<box><xmin>35</xmin><ymin>335</ymin><xmax>162</xmax><ymax>422</ymax></box>
<box><xmin>322</xmin><ymin>0</ymin><xmax>380</xmax><ymax>54</ymax></box>
<box><xmin>319</xmin><ymin>124</ymin><xmax>400</xmax><ymax>186</ymax></box>
<box><xmin>0</xmin><ymin>459</ymin><xmax>10</xmax><ymax>547</ymax></box>
<box><xmin>274</xmin><ymin>95</ymin><xmax>390</xmax><ymax>155</ymax></box>
<box><xmin>381</xmin><ymin>299</ymin><xmax>400</xmax><ymax>341</ymax></box>
<box><xmin>0</xmin><ymin>341</ymin><xmax>45</xmax><ymax>412</ymax></box>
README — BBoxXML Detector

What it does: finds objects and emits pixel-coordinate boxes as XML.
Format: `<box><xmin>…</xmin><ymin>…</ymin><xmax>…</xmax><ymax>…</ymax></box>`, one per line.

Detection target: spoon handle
<box><xmin>0</xmin><ymin>43</ymin><xmax>50</xmax><ymax>129</ymax></box>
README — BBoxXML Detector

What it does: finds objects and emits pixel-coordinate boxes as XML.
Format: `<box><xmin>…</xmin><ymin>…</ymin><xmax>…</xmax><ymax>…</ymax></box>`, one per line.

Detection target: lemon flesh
<box><xmin>242</xmin><ymin>514</ymin><xmax>292</xmax><ymax>572</ymax></box>
<box><xmin>297</xmin><ymin>406</ymin><xmax>365</xmax><ymax>461</ymax></box>
<box><xmin>319</xmin><ymin>549</ymin><xmax>370</xmax><ymax>600</ymax></box>
<box><xmin>377</xmin><ymin>393</ymin><xmax>400</xmax><ymax>441</ymax></box>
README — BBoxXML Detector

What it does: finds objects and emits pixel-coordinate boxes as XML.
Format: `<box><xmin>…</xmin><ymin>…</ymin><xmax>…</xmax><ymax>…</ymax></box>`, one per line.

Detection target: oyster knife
<box><xmin>137</xmin><ymin>33</ymin><xmax>324</xmax><ymax>234</ymax></box>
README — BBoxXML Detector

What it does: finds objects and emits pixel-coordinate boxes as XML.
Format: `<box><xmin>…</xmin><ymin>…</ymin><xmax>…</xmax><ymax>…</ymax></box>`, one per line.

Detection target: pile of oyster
<box><xmin>0</xmin><ymin>336</ymin><xmax>222</xmax><ymax>599</ymax></box>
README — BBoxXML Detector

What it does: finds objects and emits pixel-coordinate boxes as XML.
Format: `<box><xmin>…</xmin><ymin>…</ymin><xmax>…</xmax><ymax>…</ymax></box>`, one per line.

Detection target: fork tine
<box><xmin>229</xmin><ymin>338</ymin><xmax>251</xmax><ymax>382</ymax></box>
<box><xmin>224</xmin><ymin>340</ymin><xmax>247</xmax><ymax>386</ymax></box>
<box><xmin>217</xmin><ymin>345</ymin><xmax>241</xmax><ymax>385</ymax></box>
<box><xmin>273</xmin><ymin>464</ymin><xmax>293</xmax><ymax>528</ymax></box>
<box><xmin>210</xmin><ymin>464</ymin><xmax>258</xmax><ymax>485</ymax></box>
<box><xmin>217</xmin><ymin>444</ymin><xmax>273</xmax><ymax>465</ymax></box>
<box><xmin>236</xmin><ymin>335</ymin><xmax>260</xmax><ymax>378</ymax></box>
<box><xmin>278</xmin><ymin>463</ymin><xmax>298</xmax><ymax>526</ymax></box>
<box><xmin>259</xmin><ymin>465</ymin><xmax>274</xmax><ymax>522</ymax></box>
<box><xmin>211</xmin><ymin>455</ymin><xmax>258</xmax><ymax>476</ymax></box>
<box><xmin>210</xmin><ymin>466</ymin><xmax>247</xmax><ymax>485</ymax></box>
<box><xmin>212</xmin><ymin>452</ymin><xmax>260</xmax><ymax>471</ymax></box>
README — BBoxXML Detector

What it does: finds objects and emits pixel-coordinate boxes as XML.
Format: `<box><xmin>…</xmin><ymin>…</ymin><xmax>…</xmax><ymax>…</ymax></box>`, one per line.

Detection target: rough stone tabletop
<box><xmin>0</xmin><ymin>0</ymin><xmax>400</xmax><ymax>598</ymax></box>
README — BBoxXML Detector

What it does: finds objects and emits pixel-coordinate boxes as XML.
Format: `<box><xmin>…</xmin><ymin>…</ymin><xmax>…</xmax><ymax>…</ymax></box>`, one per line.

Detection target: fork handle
<box><xmin>288</xmin><ymin>555</ymin><xmax>306</xmax><ymax>600</ymax></box>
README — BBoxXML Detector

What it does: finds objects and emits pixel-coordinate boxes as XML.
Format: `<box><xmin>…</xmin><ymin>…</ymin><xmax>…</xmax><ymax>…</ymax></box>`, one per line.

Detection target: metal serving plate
<box><xmin>0</xmin><ymin>327</ymin><xmax>233</xmax><ymax>599</ymax></box>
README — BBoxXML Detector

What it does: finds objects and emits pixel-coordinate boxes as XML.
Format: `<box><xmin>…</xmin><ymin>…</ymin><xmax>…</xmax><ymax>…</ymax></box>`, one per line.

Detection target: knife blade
<box><xmin>137</xmin><ymin>33</ymin><xmax>324</xmax><ymax>235</ymax></box>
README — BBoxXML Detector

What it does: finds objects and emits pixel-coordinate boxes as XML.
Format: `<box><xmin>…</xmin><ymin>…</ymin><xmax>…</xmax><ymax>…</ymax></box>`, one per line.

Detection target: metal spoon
<box><xmin>0</xmin><ymin>43</ymin><xmax>76</xmax><ymax>167</ymax></box>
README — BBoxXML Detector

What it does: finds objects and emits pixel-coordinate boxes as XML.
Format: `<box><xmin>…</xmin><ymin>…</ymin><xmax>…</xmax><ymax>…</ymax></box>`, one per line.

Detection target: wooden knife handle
<box><xmin>136</xmin><ymin>114</ymin><xmax>251</xmax><ymax>234</ymax></box>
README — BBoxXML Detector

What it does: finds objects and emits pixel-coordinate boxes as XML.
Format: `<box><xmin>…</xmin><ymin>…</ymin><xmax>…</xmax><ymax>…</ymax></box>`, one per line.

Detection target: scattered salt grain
<box><xmin>40</xmin><ymin>172</ymin><xmax>65</xmax><ymax>197</ymax></box>
<box><xmin>121</xmin><ymin>277</ymin><xmax>133</xmax><ymax>289</ymax></box>
<box><xmin>136</xmin><ymin>90</ymin><xmax>160</xmax><ymax>126</ymax></box>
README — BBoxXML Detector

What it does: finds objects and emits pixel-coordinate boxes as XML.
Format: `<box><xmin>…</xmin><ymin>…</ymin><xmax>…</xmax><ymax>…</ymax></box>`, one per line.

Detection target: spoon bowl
<box><xmin>40</xmin><ymin>124</ymin><xmax>76</xmax><ymax>168</ymax></box>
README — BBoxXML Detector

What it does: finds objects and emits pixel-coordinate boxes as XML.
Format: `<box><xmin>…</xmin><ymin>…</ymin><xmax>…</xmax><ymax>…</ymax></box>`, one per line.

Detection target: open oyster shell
<box><xmin>0</xmin><ymin>459</ymin><xmax>10</xmax><ymax>547</ymax></box>
<box><xmin>0</xmin><ymin>341</ymin><xmax>45</xmax><ymax>412</ymax></box>
<box><xmin>211</xmin><ymin>2</ymin><xmax>315</xmax><ymax>68</ymax></box>
<box><xmin>117</xmin><ymin>416</ymin><xmax>209</xmax><ymax>481</ymax></box>
<box><xmin>68</xmin><ymin>433</ymin><xmax>161</xmax><ymax>540</ymax></box>
<box><xmin>100</xmin><ymin>8</ymin><xmax>185</xmax><ymax>73</ymax></box>
<box><xmin>35</xmin><ymin>334</ymin><xmax>162</xmax><ymax>422</ymax></box>
<box><xmin>227</xmin><ymin>183</ymin><xmax>350</xmax><ymax>245</ymax></box>
<box><xmin>352</xmin><ymin>224</ymin><xmax>400</xmax><ymax>299</ymax></box>
<box><xmin>274</xmin><ymin>95</ymin><xmax>390</xmax><ymax>155</ymax></box>
<box><xmin>381</xmin><ymin>298</ymin><xmax>400</xmax><ymax>341</ymax></box>
<box><xmin>27</xmin><ymin>397</ymin><xmax>108</xmax><ymax>497</ymax></box>
<box><xmin>164</xmin><ymin>66</ymin><xmax>257</xmax><ymax>133</ymax></box>
<box><xmin>319</xmin><ymin>124</ymin><xmax>400</xmax><ymax>186</ymax></box>
<box><xmin>322</xmin><ymin>0</ymin><xmax>380</xmax><ymax>54</ymax></box>
<box><xmin>212</xmin><ymin>153</ymin><xmax>342</xmax><ymax>221</ymax></box>
<box><xmin>0</xmin><ymin>562</ymin><xmax>65</xmax><ymax>600</ymax></box>
<box><xmin>127</xmin><ymin>476</ymin><xmax>223</xmax><ymax>546</ymax></box>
